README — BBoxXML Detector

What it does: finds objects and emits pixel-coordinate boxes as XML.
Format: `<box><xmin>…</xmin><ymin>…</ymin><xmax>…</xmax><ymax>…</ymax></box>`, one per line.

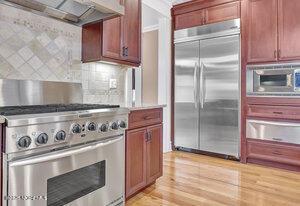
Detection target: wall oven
<box><xmin>247</xmin><ymin>64</ymin><xmax>300</xmax><ymax>96</ymax></box>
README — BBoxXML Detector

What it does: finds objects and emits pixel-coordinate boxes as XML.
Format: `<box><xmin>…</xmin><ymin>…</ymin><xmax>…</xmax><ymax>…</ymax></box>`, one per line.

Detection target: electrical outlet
<box><xmin>109</xmin><ymin>79</ymin><xmax>117</xmax><ymax>89</ymax></box>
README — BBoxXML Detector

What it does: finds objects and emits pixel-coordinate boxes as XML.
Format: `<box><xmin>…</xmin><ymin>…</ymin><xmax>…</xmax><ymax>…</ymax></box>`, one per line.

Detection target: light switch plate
<box><xmin>109</xmin><ymin>78</ymin><xmax>117</xmax><ymax>89</ymax></box>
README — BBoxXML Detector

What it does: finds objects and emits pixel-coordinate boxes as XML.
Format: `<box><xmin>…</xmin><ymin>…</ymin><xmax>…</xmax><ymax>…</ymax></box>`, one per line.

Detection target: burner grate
<box><xmin>0</xmin><ymin>104</ymin><xmax>120</xmax><ymax>116</ymax></box>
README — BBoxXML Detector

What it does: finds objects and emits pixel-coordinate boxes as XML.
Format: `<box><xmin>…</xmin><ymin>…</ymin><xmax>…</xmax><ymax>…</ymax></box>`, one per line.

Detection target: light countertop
<box><xmin>0</xmin><ymin>116</ymin><xmax>5</xmax><ymax>124</ymax></box>
<box><xmin>126</xmin><ymin>104</ymin><xmax>166</xmax><ymax>111</ymax></box>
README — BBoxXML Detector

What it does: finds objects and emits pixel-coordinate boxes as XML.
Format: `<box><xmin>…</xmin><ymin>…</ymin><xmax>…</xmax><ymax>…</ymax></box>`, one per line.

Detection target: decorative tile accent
<box><xmin>0</xmin><ymin>4</ymin><xmax>127</xmax><ymax>105</ymax></box>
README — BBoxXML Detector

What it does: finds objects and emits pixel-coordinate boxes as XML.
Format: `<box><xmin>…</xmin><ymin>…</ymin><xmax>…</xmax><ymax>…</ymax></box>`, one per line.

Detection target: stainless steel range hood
<box><xmin>1</xmin><ymin>0</ymin><xmax>124</xmax><ymax>26</ymax></box>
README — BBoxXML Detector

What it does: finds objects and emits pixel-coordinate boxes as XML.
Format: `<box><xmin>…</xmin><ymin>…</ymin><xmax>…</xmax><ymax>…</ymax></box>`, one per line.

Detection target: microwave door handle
<box><xmin>194</xmin><ymin>62</ymin><xmax>198</xmax><ymax>108</ymax></box>
<box><xmin>9</xmin><ymin>136</ymin><xmax>123</xmax><ymax>167</ymax></box>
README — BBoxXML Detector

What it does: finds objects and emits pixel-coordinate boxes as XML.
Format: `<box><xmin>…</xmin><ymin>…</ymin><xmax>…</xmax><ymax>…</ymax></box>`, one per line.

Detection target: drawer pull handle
<box><xmin>273</xmin><ymin>112</ymin><xmax>283</xmax><ymax>114</ymax></box>
<box><xmin>272</xmin><ymin>138</ymin><xmax>283</xmax><ymax>142</ymax></box>
<box><xmin>272</xmin><ymin>151</ymin><xmax>283</xmax><ymax>155</ymax></box>
<box><xmin>144</xmin><ymin>116</ymin><xmax>152</xmax><ymax>120</ymax></box>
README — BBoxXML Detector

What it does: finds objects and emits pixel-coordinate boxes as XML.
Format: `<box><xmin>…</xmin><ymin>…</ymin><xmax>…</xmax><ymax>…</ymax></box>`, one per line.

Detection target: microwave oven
<box><xmin>246</xmin><ymin>64</ymin><xmax>300</xmax><ymax>96</ymax></box>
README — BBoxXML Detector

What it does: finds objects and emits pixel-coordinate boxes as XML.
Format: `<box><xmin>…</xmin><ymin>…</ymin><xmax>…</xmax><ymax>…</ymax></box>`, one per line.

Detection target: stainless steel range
<box><xmin>0</xmin><ymin>79</ymin><xmax>129</xmax><ymax>206</ymax></box>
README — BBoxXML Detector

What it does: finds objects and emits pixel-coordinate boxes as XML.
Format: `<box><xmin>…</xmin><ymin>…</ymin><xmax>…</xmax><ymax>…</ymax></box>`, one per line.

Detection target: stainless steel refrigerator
<box><xmin>174</xmin><ymin>19</ymin><xmax>240</xmax><ymax>158</ymax></box>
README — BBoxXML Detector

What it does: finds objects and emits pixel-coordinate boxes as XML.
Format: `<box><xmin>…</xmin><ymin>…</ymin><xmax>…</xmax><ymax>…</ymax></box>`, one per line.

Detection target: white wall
<box><xmin>142</xmin><ymin>0</ymin><xmax>172</xmax><ymax>153</ymax></box>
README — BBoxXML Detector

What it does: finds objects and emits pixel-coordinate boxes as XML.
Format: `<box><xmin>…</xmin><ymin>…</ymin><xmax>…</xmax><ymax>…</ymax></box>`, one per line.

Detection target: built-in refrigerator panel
<box><xmin>174</xmin><ymin>41</ymin><xmax>200</xmax><ymax>149</ymax></box>
<box><xmin>199</xmin><ymin>35</ymin><xmax>240</xmax><ymax>157</ymax></box>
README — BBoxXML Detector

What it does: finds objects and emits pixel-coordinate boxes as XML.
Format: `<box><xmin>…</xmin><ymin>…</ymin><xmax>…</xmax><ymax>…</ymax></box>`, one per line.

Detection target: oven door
<box><xmin>6</xmin><ymin>135</ymin><xmax>124</xmax><ymax>206</ymax></box>
<box><xmin>253</xmin><ymin>68</ymin><xmax>294</xmax><ymax>93</ymax></box>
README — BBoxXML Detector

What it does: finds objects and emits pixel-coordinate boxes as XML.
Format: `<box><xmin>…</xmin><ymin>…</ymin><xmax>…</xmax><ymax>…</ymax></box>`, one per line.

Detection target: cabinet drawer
<box><xmin>247</xmin><ymin>140</ymin><xmax>300</xmax><ymax>166</ymax></box>
<box><xmin>128</xmin><ymin>108</ymin><xmax>163</xmax><ymax>129</ymax></box>
<box><xmin>247</xmin><ymin>105</ymin><xmax>300</xmax><ymax>120</ymax></box>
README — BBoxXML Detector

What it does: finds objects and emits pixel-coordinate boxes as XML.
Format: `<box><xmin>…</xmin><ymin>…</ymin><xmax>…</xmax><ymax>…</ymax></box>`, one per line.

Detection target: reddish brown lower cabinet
<box><xmin>247</xmin><ymin>139</ymin><xmax>300</xmax><ymax>171</ymax></box>
<box><xmin>146</xmin><ymin>125</ymin><xmax>163</xmax><ymax>184</ymax></box>
<box><xmin>126</xmin><ymin>108</ymin><xmax>163</xmax><ymax>199</ymax></box>
<box><xmin>247</xmin><ymin>104</ymin><xmax>300</xmax><ymax>120</ymax></box>
<box><xmin>125</xmin><ymin>128</ymin><xmax>147</xmax><ymax>197</ymax></box>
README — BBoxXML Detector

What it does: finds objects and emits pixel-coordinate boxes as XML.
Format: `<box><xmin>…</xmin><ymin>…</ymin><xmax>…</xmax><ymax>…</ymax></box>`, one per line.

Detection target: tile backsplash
<box><xmin>0</xmin><ymin>3</ymin><xmax>127</xmax><ymax>105</ymax></box>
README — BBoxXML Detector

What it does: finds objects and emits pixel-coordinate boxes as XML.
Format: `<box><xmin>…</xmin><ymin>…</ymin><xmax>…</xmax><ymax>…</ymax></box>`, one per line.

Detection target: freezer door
<box><xmin>174</xmin><ymin>41</ymin><xmax>200</xmax><ymax>149</ymax></box>
<box><xmin>199</xmin><ymin>35</ymin><xmax>240</xmax><ymax>157</ymax></box>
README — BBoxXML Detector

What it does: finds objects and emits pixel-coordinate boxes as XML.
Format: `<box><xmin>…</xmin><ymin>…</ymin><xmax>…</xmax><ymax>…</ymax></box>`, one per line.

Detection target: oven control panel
<box><xmin>7</xmin><ymin>115</ymin><xmax>128</xmax><ymax>153</ymax></box>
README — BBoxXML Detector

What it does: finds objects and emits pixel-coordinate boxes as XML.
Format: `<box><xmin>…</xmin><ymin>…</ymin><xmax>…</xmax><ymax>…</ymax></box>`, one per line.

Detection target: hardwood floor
<box><xmin>126</xmin><ymin>151</ymin><xmax>300</xmax><ymax>206</ymax></box>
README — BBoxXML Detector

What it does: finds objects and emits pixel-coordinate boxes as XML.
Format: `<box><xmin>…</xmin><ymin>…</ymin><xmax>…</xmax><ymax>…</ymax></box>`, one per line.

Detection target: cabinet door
<box><xmin>174</xmin><ymin>9</ymin><xmax>205</xmax><ymax>30</ymax></box>
<box><xmin>246</xmin><ymin>0</ymin><xmax>278</xmax><ymax>63</ymax></box>
<box><xmin>205</xmin><ymin>1</ymin><xmax>240</xmax><ymax>25</ymax></box>
<box><xmin>278</xmin><ymin>0</ymin><xmax>300</xmax><ymax>61</ymax></box>
<box><xmin>146</xmin><ymin>124</ymin><xmax>163</xmax><ymax>184</ymax></box>
<box><xmin>102</xmin><ymin>17</ymin><xmax>122</xmax><ymax>60</ymax></box>
<box><xmin>122</xmin><ymin>0</ymin><xmax>141</xmax><ymax>63</ymax></box>
<box><xmin>82</xmin><ymin>22</ymin><xmax>101</xmax><ymax>62</ymax></box>
<box><xmin>126</xmin><ymin>128</ymin><xmax>147</xmax><ymax>198</ymax></box>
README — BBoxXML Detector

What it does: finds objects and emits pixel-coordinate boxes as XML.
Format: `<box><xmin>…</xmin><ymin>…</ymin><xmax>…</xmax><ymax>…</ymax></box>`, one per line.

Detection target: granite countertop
<box><xmin>0</xmin><ymin>116</ymin><xmax>5</xmax><ymax>124</ymax></box>
<box><xmin>126</xmin><ymin>104</ymin><xmax>166</xmax><ymax>111</ymax></box>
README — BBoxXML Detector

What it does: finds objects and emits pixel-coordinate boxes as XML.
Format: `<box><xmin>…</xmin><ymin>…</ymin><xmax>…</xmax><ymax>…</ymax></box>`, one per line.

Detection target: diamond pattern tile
<box><xmin>0</xmin><ymin>3</ymin><xmax>126</xmax><ymax>105</ymax></box>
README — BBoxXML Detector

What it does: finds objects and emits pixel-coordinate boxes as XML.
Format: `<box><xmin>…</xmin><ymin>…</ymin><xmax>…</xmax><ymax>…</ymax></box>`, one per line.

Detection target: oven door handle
<box><xmin>9</xmin><ymin>136</ymin><xmax>123</xmax><ymax>167</ymax></box>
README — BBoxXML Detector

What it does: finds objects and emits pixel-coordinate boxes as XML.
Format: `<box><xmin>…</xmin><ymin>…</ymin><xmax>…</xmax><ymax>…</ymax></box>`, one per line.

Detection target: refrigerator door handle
<box><xmin>200</xmin><ymin>62</ymin><xmax>205</xmax><ymax>109</ymax></box>
<box><xmin>194</xmin><ymin>62</ymin><xmax>199</xmax><ymax>108</ymax></box>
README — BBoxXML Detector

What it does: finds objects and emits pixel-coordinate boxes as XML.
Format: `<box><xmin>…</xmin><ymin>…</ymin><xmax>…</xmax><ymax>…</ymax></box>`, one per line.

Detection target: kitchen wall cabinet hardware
<box><xmin>245</xmin><ymin>0</ymin><xmax>300</xmax><ymax>63</ymax></box>
<box><xmin>82</xmin><ymin>0</ymin><xmax>141</xmax><ymax>67</ymax></box>
<box><xmin>126</xmin><ymin>108</ymin><xmax>163</xmax><ymax>199</ymax></box>
<box><xmin>173</xmin><ymin>0</ymin><xmax>240</xmax><ymax>30</ymax></box>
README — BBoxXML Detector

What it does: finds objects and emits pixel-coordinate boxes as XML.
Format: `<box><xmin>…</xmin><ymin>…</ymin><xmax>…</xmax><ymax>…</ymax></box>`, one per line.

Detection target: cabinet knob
<box><xmin>122</xmin><ymin>47</ymin><xmax>126</xmax><ymax>57</ymax></box>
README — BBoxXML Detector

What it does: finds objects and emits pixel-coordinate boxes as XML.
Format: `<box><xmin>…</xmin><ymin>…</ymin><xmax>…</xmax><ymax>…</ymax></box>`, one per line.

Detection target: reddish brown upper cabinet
<box><xmin>126</xmin><ymin>108</ymin><xmax>163</xmax><ymax>199</ymax></box>
<box><xmin>102</xmin><ymin>17</ymin><xmax>122</xmax><ymax>60</ymax></box>
<box><xmin>244</xmin><ymin>0</ymin><xmax>300</xmax><ymax>63</ymax></box>
<box><xmin>278</xmin><ymin>0</ymin><xmax>300</xmax><ymax>61</ymax></box>
<box><xmin>246</xmin><ymin>0</ymin><xmax>278</xmax><ymax>63</ymax></box>
<box><xmin>122</xmin><ymin>0</ymin><xmax>141</xmax><ymax>63</ymax></box>
<box><xmin>174</xmin><ymin>10</ymin><xmax>205</xmax><ymax>30</ymax></box>
<box><xmin>173</xmin><ymin>0</ymin><xmax>240</xmax><ymax>31</ymax></box>
<box><xmin>205</xmin><ymin>1</ymin><xmax>240</xmax><ymax>25</ymax></box>
<box><xmin>82</xmin><ymin>0</ymin><xmax>141</xmax><ymax>66</ymax></box>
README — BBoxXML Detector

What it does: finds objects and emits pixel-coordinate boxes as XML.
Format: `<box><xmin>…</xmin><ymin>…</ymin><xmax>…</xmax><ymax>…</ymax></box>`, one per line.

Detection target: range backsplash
<box><xmin>0</xmin><ymin>3</ymin><xmax>126</xmax><ymax>105</ymax></box>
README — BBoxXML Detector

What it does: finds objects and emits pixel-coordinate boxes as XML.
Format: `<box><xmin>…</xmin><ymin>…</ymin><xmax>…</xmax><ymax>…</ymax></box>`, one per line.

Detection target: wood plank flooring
<box><xmin>126</xmin><ymin>151</ymin><xmax>300</xmax><ymax>206</ymax></box>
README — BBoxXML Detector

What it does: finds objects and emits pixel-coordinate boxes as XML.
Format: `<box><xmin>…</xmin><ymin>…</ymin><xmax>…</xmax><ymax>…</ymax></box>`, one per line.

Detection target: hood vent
<box><xmin>1</xmin><ymin>0</ymin><xmax>124</xmax><ymax>26</ymax></box>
